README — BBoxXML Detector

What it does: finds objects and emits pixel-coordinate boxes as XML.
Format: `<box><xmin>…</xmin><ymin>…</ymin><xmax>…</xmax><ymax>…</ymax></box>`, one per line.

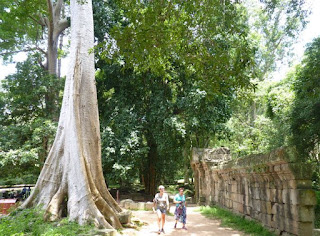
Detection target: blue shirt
<box><xmin>174</xmin><ymin>194</ymin><xmax>186</xmax><ymax>207</ymax></box>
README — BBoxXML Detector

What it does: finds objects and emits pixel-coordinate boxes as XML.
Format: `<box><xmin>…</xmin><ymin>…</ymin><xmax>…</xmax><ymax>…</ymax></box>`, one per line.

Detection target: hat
<box><xmin>159</xmin><ymin>185</ymin><xmax>165</xmax><ymax>189</ymax></box>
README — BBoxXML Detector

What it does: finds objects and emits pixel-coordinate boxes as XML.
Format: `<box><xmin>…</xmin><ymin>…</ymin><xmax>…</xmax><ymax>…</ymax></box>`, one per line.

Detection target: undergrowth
<box><xmin>0</xmin><ymin>207</ymin><xmax>95</xmax><ymax>236</ymax></box>
<box><xmin>200</xmin><ymin>205</ymin><xmax>276</xmax><ymax>236</ymax></box>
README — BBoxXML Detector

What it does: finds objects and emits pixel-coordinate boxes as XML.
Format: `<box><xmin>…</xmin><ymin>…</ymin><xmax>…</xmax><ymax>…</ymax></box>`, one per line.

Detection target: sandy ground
<box><xmin>121</xmin><ymin>205</ymin><xmax>244</xmax><ymax>236</ymax></box>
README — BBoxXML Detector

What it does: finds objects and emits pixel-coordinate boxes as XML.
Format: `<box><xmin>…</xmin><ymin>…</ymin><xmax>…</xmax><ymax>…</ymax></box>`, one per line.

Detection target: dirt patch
<box><xmin>121</xmin><ymin>205</ymin><xmax>244</xmax><ymax>236</ymax></box>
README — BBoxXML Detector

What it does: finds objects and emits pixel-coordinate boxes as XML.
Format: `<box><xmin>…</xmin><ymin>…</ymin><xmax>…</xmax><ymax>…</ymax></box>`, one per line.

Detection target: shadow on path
<box><xmin>122</xmin><ymin>206</ymin><xmax>243</xmax><ymax>236</ymax></box>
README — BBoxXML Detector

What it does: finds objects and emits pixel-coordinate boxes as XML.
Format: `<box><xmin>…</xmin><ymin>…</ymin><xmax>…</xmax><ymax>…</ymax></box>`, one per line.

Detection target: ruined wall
<box><xmin>191</xmin><ymin>147</ymin><xmax>316</xmax><ymax>236</ymax></box>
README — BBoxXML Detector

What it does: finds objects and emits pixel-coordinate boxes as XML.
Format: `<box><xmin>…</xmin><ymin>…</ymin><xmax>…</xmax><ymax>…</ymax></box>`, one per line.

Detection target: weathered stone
<box><xmin>274</xmin><ymin>164</ymin><xmax>281</xmax><ymax>172</ymax></box>
<box><xmin>288</xmin><ymin>180</ymin><xmax>312</xmax><ymax>189</ymax></box>
<box><xmin>145</xmin><ymin>201</ymin><xmax>154</xmax><ymax>210</ymax></box>
<box><xmin>129</xmin><ymin>202</ymin><xmax>139</xmax><ymax>210</ymax></box>
<box><xmin>137</xmin><ymin>202</ymin><xmax>146</xmax><ymax>210</ymax></box>
<box><xmin>118</xmin><ymin>210</ymin><xmax>132</xmax><ymax>224</ymax></box>
<box><xmin>283</xmin><ymin>203</ymin><xmax>298</xmax><ymax>220</ymax></box>
<box><xmin>296</xmin><ymin>222</ymin><xmax>314</xmax><ymax>236</ymax></box>
<box><xmin>297</xmin><ymin>189</ymin><xmax>317</xmax><ymax>206</ymax></box>
<box><xmin>269</xmin><ymin>189</ymin><xmax>277</xmax><ymax>202</ymax></box>
<box><xmin>271</xmin><ymin>203</ymin><xmax>278</xmax><ymax>215</ymax></box>
<box><xmin>289</xmin><ymin>163</ymin><xmax>314</xmax><ymax>179</ymax></box>
<box><xmin>120</xmin><ymin>199</ymin><xmax>134</xmax><ymax>209</ymax></box>
<box><xmin>284</xmin><ymin>217</ymin><xmax>299</xmax><ymax>234</ymax></box>
<box><xmin>261</xmin><ymin>213</ymin><xmax>271</xmax><ymax>226</ymax></box>
<box><xmin>313</xmin><ymin>229</ymin><xmax>320</xmax><ymax>236</ymax></box>
<box><xmin>91</xmin><ymin>229</ymin><xmax>117</xmax><ymax>236</ymax></box>
<box><xmin>191</xmin><ymin>147</ymin><xmax>316</xmax><ymax>236</ymax></box>
<box><xmin>298</xmin><ymin>205</ymin><xmax>315</xmax><ymax>222</ymax></box>
<box><xmin>266</xmin><ymin>201</ymin><xmax>272</xmax><ymax>215</ymax></box>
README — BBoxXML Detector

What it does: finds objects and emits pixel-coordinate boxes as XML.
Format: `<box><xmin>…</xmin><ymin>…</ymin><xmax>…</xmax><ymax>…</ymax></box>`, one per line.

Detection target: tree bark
<box><xmin>143</xmin><ymin>133</ymin><xmax>157</xmax><ymax>196</ymax></box>
<box><xmin>21</xmin><ymin>0</ymin><xmax>129</xmax><ymax>229</ymax></box>
<box><xmin>45</xmin><ymin>0</ymin><xmax>69</xmax><ymax>119</ymax></box>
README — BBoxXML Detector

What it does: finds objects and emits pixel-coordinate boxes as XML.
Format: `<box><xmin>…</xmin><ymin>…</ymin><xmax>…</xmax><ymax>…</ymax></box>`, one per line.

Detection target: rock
<box><xmin>118</xmin><ymin>210</ymin><xmax>132</xmax><ymax>224</ymax></box>
<box><xmin>90</xmin><ymin>229</ymin><xmax>117</xmax><ymax>236</ymax></box>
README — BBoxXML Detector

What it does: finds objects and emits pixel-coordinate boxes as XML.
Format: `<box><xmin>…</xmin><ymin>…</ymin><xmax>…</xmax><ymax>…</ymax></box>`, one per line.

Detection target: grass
<box><xmin>0</xmin><ymin>207</ymin><xmax>95</xmax><ymax>236</ymax></box>
<box><xmin>200</xmin><ymin>206</ymin><xmax>276</xmax><ymax>236</ymax></box>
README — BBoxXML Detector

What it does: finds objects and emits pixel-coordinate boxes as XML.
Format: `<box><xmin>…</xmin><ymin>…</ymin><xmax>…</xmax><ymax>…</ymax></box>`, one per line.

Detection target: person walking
<box><xmin>153</xmin><ymin>185</ymin><xmax>169</xmax><ymax>234</ymax></box>
<box><xmin>173</xmin><ymin>187</ymin><xmax>187</xmax><ymax>230</ymax></box>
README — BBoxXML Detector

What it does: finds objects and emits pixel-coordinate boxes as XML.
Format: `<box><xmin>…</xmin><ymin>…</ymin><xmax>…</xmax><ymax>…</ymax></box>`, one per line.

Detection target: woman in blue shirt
<box><xmin>173</xmin><ymin>187</ymin><xmax>187</xmax><ymax>230</ymax></box>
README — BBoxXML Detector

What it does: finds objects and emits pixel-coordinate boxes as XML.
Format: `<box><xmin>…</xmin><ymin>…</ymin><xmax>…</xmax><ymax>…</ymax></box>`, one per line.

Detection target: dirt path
<box><xmin>121</xmin><ymin>205</ymin><xmax>244</xmax><ymax>236</ymax></box>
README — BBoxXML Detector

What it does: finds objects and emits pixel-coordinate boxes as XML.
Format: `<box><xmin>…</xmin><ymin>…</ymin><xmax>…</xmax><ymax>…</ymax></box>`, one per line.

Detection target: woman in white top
<box><xmin>153</xmin><ymin>185</ymin><xmax>169</xmax><ymax>234</ymax></box>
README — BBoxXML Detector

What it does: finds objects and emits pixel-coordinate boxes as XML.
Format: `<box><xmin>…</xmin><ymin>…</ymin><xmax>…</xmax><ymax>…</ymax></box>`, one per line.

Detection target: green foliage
<box><xmin>315</xmin><ymin>191</ymin><xmax>320</xmax><ymax>228</ymax></box>
<box><xmin>218</xmin><ymin>77</ymin><xmax>294</xmax><ymax>157</ymax></box>
<box><xmin>101</xmin><ymin>0</ymin><xmax>256</xmax><ymax>95</ymax></box>
<box><xmin>0</xmin><ymin>207</ymin><xmax>95</xmax><ymax>236</ymax></box>
<box><xmin>218</xmin><ymin>0</ymin><xmax>308</xmax><ymax>156</ymax></box>
<box><xmin>96</xmin><ymin>60</ymin><xmax>233</xmax><ymax>188</ymax></box>
<box><xmin>0</xmin><ymin>56</ymin><xmax>63</xmax><ymax>184</ymax></box>
<box><xmin>0</xmin><ymin>118</ymin><xmax>58</xmax><ymax>184</ymax></box>
<box><xmin>200</xmin><ymin>206</ymin><xmax>276</xmax><ymax>236</ymax></box>
<box><xmin>0</xmin><ymin>0</ymin><xmax>47</xmax><ymax>61</ymax></box>
<box><xmin>290</xmin><ymin>37</ymin><xmax>320</xmax><ymax>160</ymax></box>
<box><xmin>264</xmin><ymin>76</ymin><xmax>294</xmax><ymax>146</ymax></box>
<box><xmin>97</xmin><ymin>64</ymin><xmax>185</xmax><ymax>187</ymax></box>
<box><xmin>93</xmin><ymin>0</ymin><xmax>120</xmax><ymax>42</ymax></box>
<box><xmin>94</xmin><ymin>1</ymin><xmax>248</xmax><ymax>190</ymax></box>
<box><xmin>247</xmin><ymin>0</ymin><xmax>308</xmax><ymax>79</ymax></box>
<box><xmin>1</xmin><ymin>55</ymin><xmax>63</xmax><ymax>122</ymax></box>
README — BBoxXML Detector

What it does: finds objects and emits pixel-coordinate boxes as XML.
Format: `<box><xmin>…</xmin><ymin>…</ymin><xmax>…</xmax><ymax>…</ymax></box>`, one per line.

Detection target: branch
<box><xmin>47</xmin><ymin>0</ymin><xmax>54</xmax><ymax>19</ymax></box>
<box><xmin>53</xmin><ymin>19</ymin><xmax>70</xmax><ymax>40</ymax></box>
<box><xmin>54</xmin><ymin>0</ymin><xmax>64</xmax><ymax>20</ymax></box>
<box><xmin>38</xmin><ymin>56</ymin><xmax>48</xmax><ymax>70</ymax></box>
<box><xmin>47</xmin><ymin>0</ymin><xmax>54</xmax><ymax>41</ymax></box>
<box><xmin>0</xmin><ymin>47</ymin><xmax>47</xmax><ymax>56</ymax></box>
<box><xmin>28</xmin><ymin>14</ymin><xmax>46</xmax><ymax>26</ymax></box>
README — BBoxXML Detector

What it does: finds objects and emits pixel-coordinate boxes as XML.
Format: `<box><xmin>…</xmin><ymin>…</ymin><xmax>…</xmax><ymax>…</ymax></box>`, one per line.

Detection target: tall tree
<box><xmin>0</xmin><ymin>0</ymin><xmax>69</xmax><ymax>75</ymax></box>
<box><xmin>21</xmin><ymin>0</ymin><xmax>128</xmax><ymax>229</ymax></box>
<box><xmin>290</xmin><ymin>37</ymin><xmax>320</xmax><ymax>160</ymax></box>
<box><xmin>95</xmin><ymin>0</ymin><xmax>256</xmax><ymax>195</ymax></box>
<box><xmin>96</xmin><ymin>63</ymin><xmax>234</xmax><ymax>195</ymax></box>
<box><xmin>246</xmin><ymin>0</ymin><xmax>308</xmax><ymax>80</ymax></box>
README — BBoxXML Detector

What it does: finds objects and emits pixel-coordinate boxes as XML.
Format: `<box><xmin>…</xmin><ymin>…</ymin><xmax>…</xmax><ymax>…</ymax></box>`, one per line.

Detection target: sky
<box><xmin>271</xmin><ymin>0</ymin><xmax>320</xmax><ymax>80</ymax></box>
<box><xmin>1</xmin><ymin>0</ymin><xmax>320</xmax><ymax>81</ymax></box>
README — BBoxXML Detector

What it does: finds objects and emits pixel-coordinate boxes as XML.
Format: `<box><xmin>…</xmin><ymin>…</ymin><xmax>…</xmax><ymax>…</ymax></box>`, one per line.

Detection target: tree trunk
<box><xmin>57</xmin><ymin>33</ymin><xmax>64</xmax><ymax>78</ymax></box>
<box><xmin>45</xmin><ymin>0</ymin><xmax>69</xmax><ymax>120</ymax></box>
<box><xmin>47</xmin><ymin>38</ymin><xmax>58</xmax><ymax>75</ymax></box>
<box><xmin>21</xmin><ymin>0</ymin><xmax>129</xmax><ymax>229</ymax></box>
<box><xmin>143</xmin><ymin>133</ymin><xmax>157</xmax><ymax>196</ymax></box>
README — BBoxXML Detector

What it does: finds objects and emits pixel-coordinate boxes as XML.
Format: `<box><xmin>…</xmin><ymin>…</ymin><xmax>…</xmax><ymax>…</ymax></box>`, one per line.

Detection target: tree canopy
<box><xmin>98</xmin><ymin>0</ymin><xmax>256</xmax><ymax>94</ymax></box>
<box><xmin>290</xmin><ymin>36</ymin><xmax>320</xmax><ymax>160</ymax></box>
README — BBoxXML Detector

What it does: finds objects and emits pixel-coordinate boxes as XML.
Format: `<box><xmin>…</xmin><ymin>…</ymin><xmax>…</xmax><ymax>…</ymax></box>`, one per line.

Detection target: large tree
<box><xmin>95</xmin><ymin>0</ymin><xmax>255</xmax><ymax>195</ymax></box>
<box><xmin>96</xmin><ymin>64</ymin><xmax>232</xmax><ymax>195</ymax></box>
<box><xmin>0</xmin><ymin>0</ymin><xmax>69</xmax><ymax>75</ymax></box>
<box><xmin>246</xmin><ymin>0</ymin><xmax>308</xmax><ymax>80</ymax></box>
<box><xmin>291</xmin><ymin>37</ymin><xmax>320</xmax><ymax>161</ymax></box>
<box><xmin>21</xmin><ymin>0</ymin><xmax>128</xmax><ymax>229</ymax></box>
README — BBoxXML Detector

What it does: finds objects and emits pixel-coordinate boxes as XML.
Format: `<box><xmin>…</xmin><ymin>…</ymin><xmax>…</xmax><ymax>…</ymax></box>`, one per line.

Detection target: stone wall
<box><xmin>191</xmin><ymin>147</ymin><xmax>316</xmax><ymax>236</ymax></box>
